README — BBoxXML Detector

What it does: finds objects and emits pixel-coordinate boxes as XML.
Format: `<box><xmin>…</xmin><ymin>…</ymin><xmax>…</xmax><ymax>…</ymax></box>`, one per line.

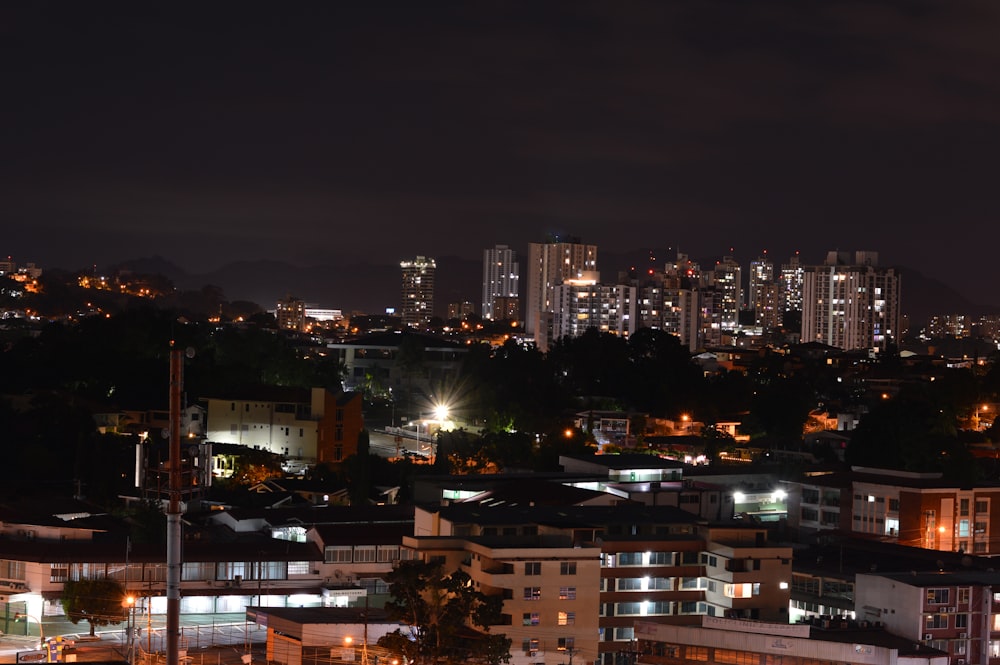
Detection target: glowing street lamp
<box><xmin>14</xmin><ymin>612</ymin><xmax>44</xmax><ymax>647</ymax></box>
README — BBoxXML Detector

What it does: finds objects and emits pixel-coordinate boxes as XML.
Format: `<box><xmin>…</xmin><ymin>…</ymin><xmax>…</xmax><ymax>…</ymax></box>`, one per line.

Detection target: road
<box><xmin>368</xmin><ymin>429</ymin><xmax>434</xmax><ymax>460</ymax></box>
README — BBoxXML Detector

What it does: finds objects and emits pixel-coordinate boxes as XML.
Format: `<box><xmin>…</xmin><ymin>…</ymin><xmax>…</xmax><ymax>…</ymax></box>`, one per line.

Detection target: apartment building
<box><xmin>525</xmin><ymin>237</ymin><xmax>598</xmax><ymax>350</ymax></box>
<box><xmin>400</xmin><ymin>256</ymin><xmax>436</xmax><ymax>328</ymax></box>
<box><xmin>483</xmin><ymin>244</ymin><xmax>520</xmax><ymax>322</ymax></box>
<box><xmin>0</xmin><ymin>502</ymin><xmax>414</xmax><ymax>631</ymax></box>
<box><xmin>783</xmin><ymin>467</ymin><xmax>1000</xmax><ymax>555</ymax></box>
<box><xmin>633</xmin><ymin>616</ymin><xmax>948</xmax><ymax>665</ymax></box>
<box><xmin>800</xmin><ymin>250</ymin><xmax>901</xmax><ymax>351</ymax></box>
<box><xmin>856</xmin><ymin>570</ymin><xmax>1000</xmax><ymax>665</ymax></box>
<box><xmin>203</xmin><ymin>387</ymin><xmax>363</xmax><ymax>464</ymax></box>
<box><xmin>408</xmin><ymin>503</ymin><xmax>792</xmax><ymax>665</ymax></box>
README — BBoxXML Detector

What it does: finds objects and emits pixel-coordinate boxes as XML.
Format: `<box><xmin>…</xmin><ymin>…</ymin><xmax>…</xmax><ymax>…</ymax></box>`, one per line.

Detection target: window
<box><xmin>522</xmin><ymin>639</ymin><xmax>539</xmax><ymax>655</ymax></box>
<box><xmin>616</xmin><ymin>602</ymin><xmax>642</xmax><ymax>615</ymax></box>
<box><xmin>617</xmin><ymin>578</ymin><xmax>643</xmax><ymax>591</ymax></box>
<box><xmin>559</xmin><ymin>586</ymin><xmax>576</xmax><ymax>600</ymax></box>
<box><xmin>724</xmin><ymin>583</ymin><xmax>760</xmax><ymax>598</ymax></box>
<box><xmin>927</xmin><ymin>588</ymin><xmax>950</xmax><ymax>604</ymax></box>
<box><xmin>976</xmin><ymin>500</ymin><xmax>989</xmax><ymax>513</ymax></box>
<box><xmin>649</xmin><ymin>552</ymin><xmax>672</xmax><ymax>565</ymax></box>
<box><xmin>324</xmin><ymin>547</ymin><xmax>352</xmax><ymax>563</ymax></box>
<box><xmin>524</xmin><ymin>587</ymin><xmax>541</xmax><ymax>601</ymax></box>
<box><xmin>926</xmin><ymin>614</ymin><xmax>949</xmax><ymax>629</ymax></box>
<box><xmin>287</xmin><ymin>561</ymin><xmax>310</xmax><ymax>575</ymax></box>
<box><xmin>560</xmin><ymin>562</ymin><xmax>577</xmax><ymax>575</ymax></box>
<box><xmin>525</xmin><ymin>562</ymin><xmax>541</xmax><ymax>575</ymax></box>
<box><xmin>353</xmin><ymin>546</ymin><xmax>377</xmax><ymax>563</ymax></box>
<box><xmin>617</xmin><ymin>552</ymin><xmax>642</xmax><ymax>566</ymax></box>
<box><xmin>961</xmin><ymin>499</ymin><xmax>970</xmax><ymax>516</ymax></box>
<box><xmin>522</xmin><ymin>612</ymin><xmax>539</xmax><ymax>626</ymax></box>
<box><xmin>889</xmin><ymin>498</ymin><xmax>900</xmax><ymax>511</ymax></box>
<box><xmin>557</xmin><ymin>638</ymin><xmax>575</xmax><ymax>651</ymax></box>
<box><xmin>685</xmin><ymin>647</ymin><xmax>709</xmax><ymax>661</ymax></box>
<box><xmin>377</xmin><ymin>546</ymin><xmax>400</xmax><ymax>562</ymax></box>
<box><xmin>558</xmin><ymin>611</ymin><xmax>575</xmax><ymax>626</ymax></box>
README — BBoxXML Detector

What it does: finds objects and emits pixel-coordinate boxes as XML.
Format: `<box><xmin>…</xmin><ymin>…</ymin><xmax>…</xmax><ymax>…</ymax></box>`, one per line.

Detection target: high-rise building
<box><xmin>778</xmin><ymin>252</ymin><xmax>805</xmax><ymax>317</ymax></box>
<box><xmin>551</xmin><ymin>278</ymin><xmax>637</xmax><ymax>342</ymax></box>
<box><xmin>708</xmin><ymin>255</ymin><xmax>742</xmax><ymax>331</ymax></box>
<box><xmin>276</xmin><ymin>296</ymin><xmax>307</xmax><ymax>332</ymax></box>
<box><xmin>801</xmin><ymin>250</ymin><xmax>901</xmax><ymax>351</ymax></box>
<box><xmin>482</xmin><ymin>244</ymin><xmax>520</xmax><ymax>321</ymax></box>
<box><xmin>526</xmin><ymin>238</ymin><xmax>598</xmax><ymax>348</ymax></box>
<box><xmin>400</xmin><ymin>256</ymin><xmax>436</xmax><ymax>328</ymax></box>
<box><xmin>748</xmin><ymin>253</ymin><xmax>774</xmax><ymax>326</ymax></box>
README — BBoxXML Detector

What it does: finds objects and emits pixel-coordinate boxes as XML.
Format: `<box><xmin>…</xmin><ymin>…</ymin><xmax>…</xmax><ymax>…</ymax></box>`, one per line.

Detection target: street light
<box><xmin>122</xmin><ymin>595</ymin><xmax>137</xmax><ymax>664</ymax></box>
<box><xmin>14</xmin><ymin>612</ymin><xmax>44</xmax><ymax>648</ymax></box>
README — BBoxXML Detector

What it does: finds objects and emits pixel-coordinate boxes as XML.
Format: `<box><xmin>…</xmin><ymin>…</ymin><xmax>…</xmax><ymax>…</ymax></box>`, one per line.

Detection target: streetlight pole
<box><xmin>14</xmin><ymin>612</ymin><xmax>44</xmax><ymax>648</ymax></box>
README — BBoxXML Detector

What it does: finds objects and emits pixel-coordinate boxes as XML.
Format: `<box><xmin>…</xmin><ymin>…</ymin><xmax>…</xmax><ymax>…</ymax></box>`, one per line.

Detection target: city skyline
<box><xmin>3</xmin><ymin>3</ymin><xmax>1000</xmax><ymax>308</ymax></box>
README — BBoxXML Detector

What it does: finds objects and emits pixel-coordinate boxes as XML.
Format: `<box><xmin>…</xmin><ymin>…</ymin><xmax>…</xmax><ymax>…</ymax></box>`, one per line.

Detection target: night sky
<box><xmin>3</xmin><ymin>2</ymin><xmax>999</xmax><ymax>306</ymax></box>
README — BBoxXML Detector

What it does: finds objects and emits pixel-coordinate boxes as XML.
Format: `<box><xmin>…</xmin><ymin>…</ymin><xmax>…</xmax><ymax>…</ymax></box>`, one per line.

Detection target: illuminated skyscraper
<box><xmin>801</xmin><ymin>251</ymin><xmax>901</xmax><ymax>351</ymax></box>
<box><xmin>482</xmin><ymin>244</ymin><xmax>520</xmax><ymax>321</ymax></box>
<box><xmin>778</xmin><ymin>253</ymin><xmax>805</xmax><ymax>317</ymax></box>
<box><xmin>526</xmin><ymin>237</ymin><xmax>598</xmax><ymax>348</ymax></box>
<box><xmin>400</xmin><ymin>256</ymin><xmax>436</xmax><ymax>328</ymax></box>
<box><xmin>708</xmin><ymin>254</ymin><xmax>742</xmax><ymax>331</ymax></box>
<box><xmin>748</xmin><ymin>253</ymin><xmax>774</xmax><ymax>325</ymax></box>
<box><xmin>276</xmin><ymin>296</ymin><xmax>307</xmax><ymax>332</ymax></box>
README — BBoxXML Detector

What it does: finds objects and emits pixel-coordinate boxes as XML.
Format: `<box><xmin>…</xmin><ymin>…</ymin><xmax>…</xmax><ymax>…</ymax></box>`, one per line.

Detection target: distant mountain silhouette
<box><xmin>112</xmin><ymin>252</ymin><xmax>996</xmax><ymax>328</ymax></box>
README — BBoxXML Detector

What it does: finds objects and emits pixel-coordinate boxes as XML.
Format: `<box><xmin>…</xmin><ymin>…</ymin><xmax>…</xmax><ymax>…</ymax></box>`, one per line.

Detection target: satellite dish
<box><xmin>185</xmin><ymin>347</ymin><xmax>196</xmax><ymax>359</ymax></box>
<box><xmin>161</xmin><ymin>428</ymin><xmax>170</xmax><ymax>439</ymax></box>
<box><xmin>188</xmin><ymin>445</ymin><xmax>199</xmax><ymax>457</ymax></box>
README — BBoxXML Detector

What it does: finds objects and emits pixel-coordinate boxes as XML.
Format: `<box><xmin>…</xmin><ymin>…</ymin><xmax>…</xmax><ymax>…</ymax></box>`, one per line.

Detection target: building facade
<box><xmin>400</xmin><ymin>256</ymin><xmax>436</xmax><ymax>328</ymax></box>
<box><xmin>800</xmin><ymin>251</ymin><xmax>901</xmax><ymax>351</ymax></box>
<box><xmin>856</xmin><ymin>571</ymin><xmax>1000</xmax><ymax>665</ymax></box>
<box><xmin>483</xmin><ymin>244</ymin><xmax>520</xmax><ymax>322</ymax></box>
<box><xmin>526</xmin><ymin>238</ymin><xmax>598</xmax><ymax>349</ymax></box>
<box><xmin>203</xmin><ymin>387</ymin><xmax>364</xmax><ymax>464</ymax></box>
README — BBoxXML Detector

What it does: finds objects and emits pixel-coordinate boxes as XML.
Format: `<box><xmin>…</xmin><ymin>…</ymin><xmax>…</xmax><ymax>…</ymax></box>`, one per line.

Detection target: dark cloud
<box><xmin>1</xmin><ymin>1</ymin><xmax>999</xmax><ymax>306</ymax></box>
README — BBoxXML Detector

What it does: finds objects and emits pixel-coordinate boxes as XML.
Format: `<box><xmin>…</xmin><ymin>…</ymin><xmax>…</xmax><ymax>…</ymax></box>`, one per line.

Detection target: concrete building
<box><xmin>277</xmin><ymin>296</ymin><xmax>308</xmax><ymax>332</ymax></box>
<box><xmin>801</xmin><ymin>251</ymin><xmax>901</xmax><ymax>351</ymax></box>
<box><xmin>551</xmin><ymin>279</ymin><xmax>638</xmax><ymax>343</ymax></box>
<box><xmin>782</xmin><ymin>467</ymin><xmax>1000</xmax><ymax>555</ymax></box>
<box><xmin>400</xmin><ymin>256</ymin><xmax>436</xmax><ymax>328</ymax></box>
<box><xmin>526</xmin><ymin>238</ymin><xmax>598</xmax><ymax>349</ymax></box>
<box><xmin>633</xmin><ymin>616</ymin><xmax>947</xmax><ymax>665</ymax></box>
<box><xmin>779</xmin><ymin>253</ymin><xmax>805</xmax><ymax>320</ymax></box>
<box><xmin>483</xmin><ymin>244</ymin><xmax>520</xmax><ymax>322</ymax></box>
<box><xmin>203</xmin><ymin>387</ymin><xmax>364</xmax><ymax>464</ymax></box>
<box><xmin>856</xmin><ymin>570</ymin><xmax>1000</xmax><ymax>665</ymax></box>
<box><xmin>708</xmin><ymin>255</ymin><xmax>742</xmax><ymax>332</ymax></box>
<box><xmin>408</xmin><ymin>503</ymin><xmax>792</xmax><ymax>665</ymax></box>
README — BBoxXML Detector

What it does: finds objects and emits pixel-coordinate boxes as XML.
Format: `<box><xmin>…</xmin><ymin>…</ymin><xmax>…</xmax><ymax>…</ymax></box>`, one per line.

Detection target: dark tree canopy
<box><xmin>378</xmin><ymin>559</ymin><xmax>511</xmax><ymax>665</ymax></box>
<box><xmin>61</xmin><ymin>578</ymin><xmax>127</xmax><ymax>636</ymax></box>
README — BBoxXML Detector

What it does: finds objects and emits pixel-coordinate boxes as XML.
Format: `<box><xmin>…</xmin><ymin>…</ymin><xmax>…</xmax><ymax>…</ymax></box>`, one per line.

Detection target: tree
<box><xmin>61</xmin><ymin>578</ymin><xmax>127</xmax><ymax>636</ymax></box>
<box><xmin>378</xmin><ymin>560</ymin><xmax>511</xmax><ymax>665</ymax></box>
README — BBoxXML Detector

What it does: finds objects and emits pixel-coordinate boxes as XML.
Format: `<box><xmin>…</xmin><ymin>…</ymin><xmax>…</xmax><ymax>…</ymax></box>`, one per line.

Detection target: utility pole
<box><xmin>166</xmin><ymin>344</ymin><xmax>185</xmax><ymax>665</ymax></box>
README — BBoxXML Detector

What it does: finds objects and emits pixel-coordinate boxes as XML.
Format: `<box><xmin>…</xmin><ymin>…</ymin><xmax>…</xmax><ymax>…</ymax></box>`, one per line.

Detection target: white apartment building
<box><xmin>551</xmin><ymin>279</ymin><xmax>637</xmax><ymax>343</ymax></box>
<box><xmin>801</xmin><ymin>250</ymin><xmax>901</xmax><ymax>351</ymax></box>
<box><xmin>483</xmin><ymin>244</ymin><xmax>520</xmax><ymax>321</ymax></box>
<box><xmin>526</xmin><ymin>238</ymin><xmax>598</xmax><ymax>350</ymax></box>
